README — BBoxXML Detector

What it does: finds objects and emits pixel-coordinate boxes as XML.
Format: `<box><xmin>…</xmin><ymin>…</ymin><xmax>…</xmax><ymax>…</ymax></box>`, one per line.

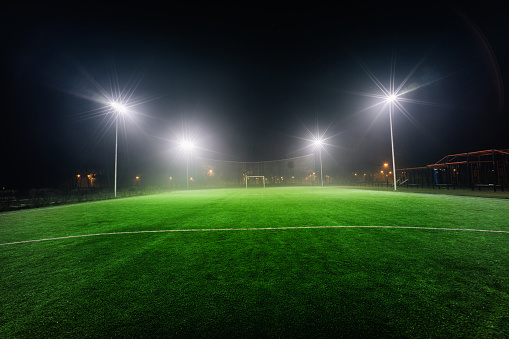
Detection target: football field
<box><xmin>1</xmin><ymin>187</ymin><xmax>508</xmax><ymax>337</ymax></box>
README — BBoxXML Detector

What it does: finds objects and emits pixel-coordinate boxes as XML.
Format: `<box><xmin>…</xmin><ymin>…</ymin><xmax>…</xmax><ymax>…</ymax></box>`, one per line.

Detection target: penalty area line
<box><xmin>1</xmin><ymin>225</ymin><xmax>509</xmax><ymax>246</ymax></box>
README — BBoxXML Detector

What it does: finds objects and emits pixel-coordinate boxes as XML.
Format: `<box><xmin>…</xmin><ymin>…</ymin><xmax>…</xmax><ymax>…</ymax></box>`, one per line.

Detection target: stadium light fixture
<box><xmin>297</xmin><ymin>120</ymin><xmax>339</xmax><ymax>187</ymax></box>
<box><xmin>111</xmin><ymin>101</ymin><xmax>127</xmax><ymax>198</ymax></box>
<box><xmin>67</xmin><ymin>67</ymin><xmax>153</xmax><ymax>196</ymax></box>
<box><xmin>348</xmin><ymin>53</ymin><xmax>449</xmax><ymax>191</ymax></box>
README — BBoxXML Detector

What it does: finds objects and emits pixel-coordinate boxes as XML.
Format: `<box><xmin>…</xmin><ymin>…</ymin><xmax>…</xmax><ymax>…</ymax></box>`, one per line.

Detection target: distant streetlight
<box><xmin>180</xmin><ymin>140</ymin><xmax>195</xmax><ymax>189</ymax></box>
<box><xmin>111</xmin><ymin>101</ymin><xmax>127</xmax><ymax>197</ymax></box>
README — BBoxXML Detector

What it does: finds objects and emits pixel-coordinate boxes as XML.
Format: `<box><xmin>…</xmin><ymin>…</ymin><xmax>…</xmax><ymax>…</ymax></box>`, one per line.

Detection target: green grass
<box><xmin>1</xmin><ymin>187</ymin><xmax>509</xmax><ymax>337</ymax></box>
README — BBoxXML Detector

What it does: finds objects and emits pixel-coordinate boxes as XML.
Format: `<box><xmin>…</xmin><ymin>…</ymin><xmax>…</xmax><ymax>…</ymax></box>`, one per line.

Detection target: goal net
<box><xmin>246</xmin><ymin>176</ymin><xmax>265</xmax><ymax>188</ymax></box>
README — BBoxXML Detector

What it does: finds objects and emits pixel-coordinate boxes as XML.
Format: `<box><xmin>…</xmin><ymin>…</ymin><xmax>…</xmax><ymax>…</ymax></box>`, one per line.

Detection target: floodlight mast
<box><xmin>186</xmin><ymin>151</ymin><xmax>189</xmax><ymax>189</ymax></box>
<box><xmin>388</xmin><ymin>98</ymin><xmax>397</xmax><ymax>191</ymax></box>
<box><xmin>115</xmin><ymin>118</ymin><xmax>118</xmax><ymax>197</ymax></box>
<box><xmin>111</xmin><ymin>102</ymin><xmax>126</xmax><ymax>198</ymax></box>
<box><xmin>180</xmin><ymin>140</ymin><xmax>194</xmax><ymax>189</ymax></box>
<box><xmin>318</xmin><ymin>146</ymin><xmax>323</xmax><ymax>186</ymax></box>
<box><xmin>314</xmin><ymin>139</ymin><xmax>324</xmax><ymax>186</ymax></box>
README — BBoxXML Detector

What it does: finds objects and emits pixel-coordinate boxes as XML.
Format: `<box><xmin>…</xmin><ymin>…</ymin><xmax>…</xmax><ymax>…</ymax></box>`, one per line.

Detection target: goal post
<box><xmin>246</xmin><ymin>176</ymin><xmax>265</xmax><ymax>188</ymax></box>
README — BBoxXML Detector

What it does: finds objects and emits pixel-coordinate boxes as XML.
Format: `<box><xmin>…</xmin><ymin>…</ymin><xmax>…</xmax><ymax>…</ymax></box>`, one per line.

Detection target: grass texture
<box><xmin>1</xmin><ymin>187</ymin><xmax>508</xmax><ymax>337</ymax></box>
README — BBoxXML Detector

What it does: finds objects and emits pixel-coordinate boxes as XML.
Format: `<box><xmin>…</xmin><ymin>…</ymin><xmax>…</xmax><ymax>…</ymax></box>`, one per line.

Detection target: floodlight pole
<box><xmin>389</xmin><ymin>102</ymin><xmax>397</xmax><ymax>191</ymax></box>
<box><xmin>111</xmin><ymin>103</ymin><xmax>126</xmax><ymax>198</ymax></box>
<box><xmin>319</xmin><ymin>146</ymin><xmax>323</xmax><ymax>186</ymax></box>
<box><xmin>186</xmin><ymin>151</ymin><xmax>189</xmax><ymax>189</ymax></box>
<box><xmin>114</xmin><ymin>117</ymin><xmax>118</xmax><ymax>197</ymax></box>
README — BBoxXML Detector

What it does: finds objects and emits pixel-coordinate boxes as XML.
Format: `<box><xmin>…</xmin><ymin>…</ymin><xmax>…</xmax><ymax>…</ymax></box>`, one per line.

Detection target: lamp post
<box><xmin>111</xmin><ymin>102</ymin><xmax>126</xmax><ymax>197</ymax></box>
<box><xmin>387</xmin><ymin>95</ymin><xmax>397</xmax><ymax>191</ymax></box>
<box><xmin>313</xmin><ymin>139</ymin><xmax>324</xmax><ymax>187</ymax></box>
<box><xmin>180</xmin><ymin>140</ymin><xmax>194</xmax><ymax>189</ymax></box>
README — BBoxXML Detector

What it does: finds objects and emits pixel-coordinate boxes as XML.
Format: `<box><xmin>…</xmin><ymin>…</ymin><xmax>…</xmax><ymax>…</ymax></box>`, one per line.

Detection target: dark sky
<box><xmin>2</xmin><ymin>3</ymin><xmax>508</xmax><ymax>189</ymax></box>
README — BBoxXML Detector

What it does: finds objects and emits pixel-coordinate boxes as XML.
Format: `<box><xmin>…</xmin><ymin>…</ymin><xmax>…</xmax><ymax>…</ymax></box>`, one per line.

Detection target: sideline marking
<box><xmin>1</xmin><ymin>225</ymin><xmax>509</xmax><ymax>246</ymax></box>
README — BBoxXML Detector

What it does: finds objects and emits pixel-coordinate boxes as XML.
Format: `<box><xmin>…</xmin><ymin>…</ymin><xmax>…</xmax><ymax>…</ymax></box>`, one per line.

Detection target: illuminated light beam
<box><xmin>395</xmin><ymin>97</ymin><xmax>452</xmax><ymax>108</ymax></box>
<box><xmin>394</xmin><ymin>52</ymin><xmax>428</xmax><ymax>95</ymax></box>
<box><xmin>355</xmin><ymin>57</ymin><xmax>393</xmax><ymax>98</ymax></box>
<box><xmin>390</xmin><ymin>37</ymin><xmax>457</xmax><ymax>99</ymax></box>
<box><xmin>334</xmin><ymin>89</ymin><xmax>389</xmax><ymax>100</ymax></box>
<box><xmin>396</xmin><ymin>70</ymin><xmax>461</xmax><ymax>98</ymax></box>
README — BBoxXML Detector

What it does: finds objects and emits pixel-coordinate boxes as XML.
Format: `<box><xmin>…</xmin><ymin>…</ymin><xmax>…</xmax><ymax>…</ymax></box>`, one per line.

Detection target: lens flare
<box><xmin>111</xmin><ymin>101</ymin><xmax>127</xmax><ymax>113</ymax></box>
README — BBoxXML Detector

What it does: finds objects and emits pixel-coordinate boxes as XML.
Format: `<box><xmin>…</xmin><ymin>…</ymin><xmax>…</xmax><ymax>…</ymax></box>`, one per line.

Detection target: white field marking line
<box><xmin>1</xmin><ymin>225</ymin><xmax>509</xmax><ymax>246</ymax></box>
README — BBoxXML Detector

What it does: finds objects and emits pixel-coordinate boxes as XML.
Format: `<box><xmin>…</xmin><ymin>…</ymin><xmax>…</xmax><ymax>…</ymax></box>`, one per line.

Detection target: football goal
<box><xmin>246</xmin><ymin>176</ymin><xmax>265</xmax><ymax>188</ymax></box>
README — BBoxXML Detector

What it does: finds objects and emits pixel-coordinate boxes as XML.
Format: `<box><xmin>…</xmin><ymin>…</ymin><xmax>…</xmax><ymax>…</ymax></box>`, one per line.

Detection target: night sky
<box><xmin>2</xmin><ymin>3</ymin><xmax>508</xmax><ymax>189</ymax></box>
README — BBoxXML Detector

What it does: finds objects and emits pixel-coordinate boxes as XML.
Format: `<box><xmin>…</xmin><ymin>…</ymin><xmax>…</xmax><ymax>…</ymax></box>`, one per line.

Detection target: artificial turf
<box><xmin>1</xmin><ymin>187</ymin><xmax>508</xmax><ymax>337</ymax></box>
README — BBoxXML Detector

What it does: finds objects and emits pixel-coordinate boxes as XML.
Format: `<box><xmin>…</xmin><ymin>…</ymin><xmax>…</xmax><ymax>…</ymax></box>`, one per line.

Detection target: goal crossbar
<box><xmin>246</xmin><ymin>176</ymin><xmax>265</xmax><ymax>188</ymax></box>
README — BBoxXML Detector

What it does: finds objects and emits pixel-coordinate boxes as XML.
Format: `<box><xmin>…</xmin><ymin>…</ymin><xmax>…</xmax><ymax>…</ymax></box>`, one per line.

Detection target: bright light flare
<box><xmin>111</xmin><ymin>101</ymin><xmax>127</xmax><ymax>114</ymax></box>
<box><xmin>180</xmin><ymin>140</ymin><xmax>195</xmax><ymax>151</ymax></box>
<box><xmin>289</xmin><ymin>119</ymin><xmax>343</xmax><ymax>159</ymax></box>
<box><xmin>386</xmin><ymin>94</ymin><xmax>397</xmax><ymax>102</ymax></box>
<box><xmin>344</xmin><ymin>52</ymin><xmax>453</xmax><ymax>142</ymax></box>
